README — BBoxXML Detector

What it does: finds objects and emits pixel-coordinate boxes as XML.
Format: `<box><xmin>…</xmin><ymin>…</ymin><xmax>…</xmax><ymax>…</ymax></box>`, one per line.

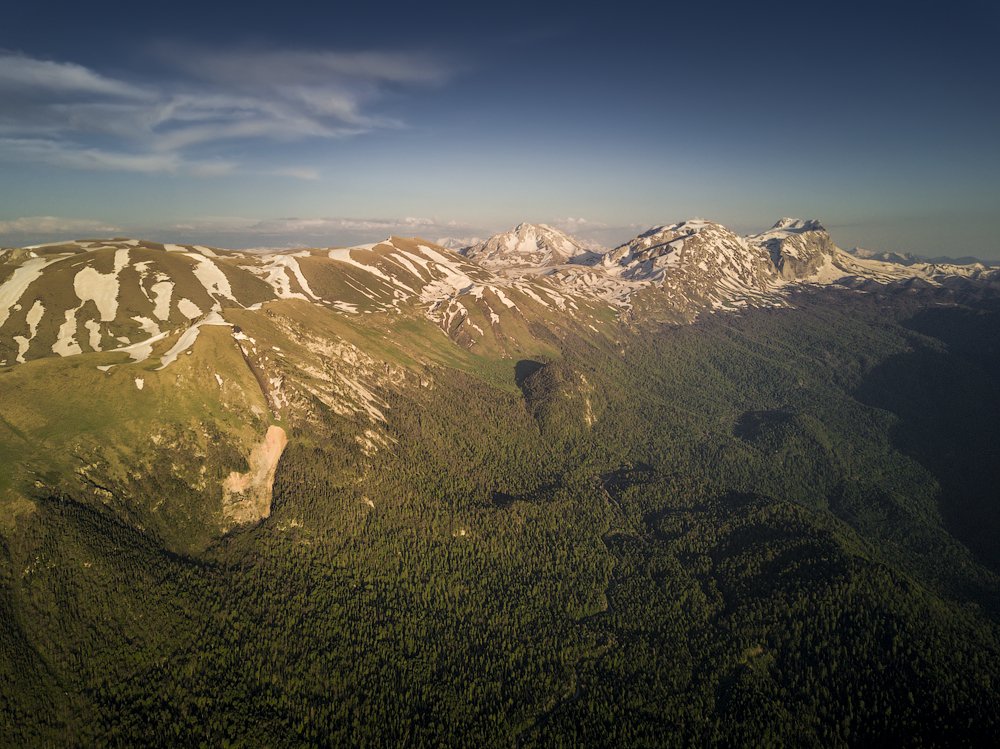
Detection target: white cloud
<box><xmin>0</xmin><ymin>216</ymin><xmax>121</xmax><ymax>235</ymax></box>
<box><xmin>0</xmin><ymin>53</ymin><xmax>149</xmax><ymax>98</ymax></box>
<box><xmin>240</xmin><ymin>216</ymin><xmax>464</xmax><ymax>235</ymax></box>
<box><xmin>0</xmin><ymin>137</ymin><xmax>181</xmax><ymax>173</ymax></box>
<box><xmin>0</xmin><ymin>210</ymin><xmax>629</xmax><ymax>253</ymax></box>
<box><xmin>122</xmin><ymin>215</ymin><xmax>492</xmax><ymax>249</ymax></box>
<box><xmin>0</xmin><ymin>47</ymin><xmax>456</xmax><ymax>176</ymax></box>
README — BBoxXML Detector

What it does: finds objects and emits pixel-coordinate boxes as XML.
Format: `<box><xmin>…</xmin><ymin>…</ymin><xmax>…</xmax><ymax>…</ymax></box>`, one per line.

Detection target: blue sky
<box><xmin>0</xmin><ymin>0</ymin><xmax>998</xmax><ymax>256</ymax></box>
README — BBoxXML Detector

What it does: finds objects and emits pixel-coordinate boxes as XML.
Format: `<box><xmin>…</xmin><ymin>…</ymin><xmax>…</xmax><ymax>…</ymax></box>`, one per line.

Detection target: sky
<box><xmin>0</xmin><ymin>0</ymin><xmax>998</xmax><ymax>257</ymax></box>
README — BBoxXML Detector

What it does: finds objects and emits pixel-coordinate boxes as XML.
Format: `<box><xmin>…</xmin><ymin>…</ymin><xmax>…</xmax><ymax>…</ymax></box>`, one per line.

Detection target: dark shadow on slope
<box><xmin>733</xmin><ymin>410</ymin><xmax>796</xmax><ymax>442</ymax></box>
<box><xmin>600</xmin><ymin>463</ymin><xmax>655</xmax><ymax>498</ymax></box>
<box><xmin>854</xmin><ymin>304</ymin><xmax>1000</xmax><ymax>573</ymax></box>
<box><xmin>514</xmin><ymin>359</ymin><xmax>545</xmax><ymax>389</ymax></box>
<box><xmin>490</xmin><ymin>484</ymin><xmax>559</xmax><ymax>508</ymax></box>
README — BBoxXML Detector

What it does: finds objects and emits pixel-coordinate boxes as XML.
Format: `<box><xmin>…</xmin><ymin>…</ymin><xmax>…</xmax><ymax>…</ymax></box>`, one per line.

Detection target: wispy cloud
<box><xmin>0</xmin><ymin>212</ymin><xmax>484</xmax><ymax>247</ymax></box>
<box><xmin>0</xmin><ymin>53</ymin><xmax>150</xmax><ymax>98</ymax></box>
<box><xmin>0</xmin><ymin>137</ymin><xmax>181</xmax><ymax>172</ymax></box>
<box><xmin>167</xmin><ymin>48</ymin><xmax>453</xmax><ymax>88</ymax></box>
<box><xmin>0</xmin><ymin>47</ymin><xmax>456</xmax><ymax>177</ymax></box>
<box><xmin>188</xmin><ymin>215</ymin><xmax>481</xmax><ymax>238</ymax></box>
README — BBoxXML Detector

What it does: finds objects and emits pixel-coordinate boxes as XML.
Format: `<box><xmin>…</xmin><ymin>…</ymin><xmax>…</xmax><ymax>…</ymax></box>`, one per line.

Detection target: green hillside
<box><xmin>2</xmin><ymin>283</ymin><xmax>999</xmax><ymax>745</ymax></box>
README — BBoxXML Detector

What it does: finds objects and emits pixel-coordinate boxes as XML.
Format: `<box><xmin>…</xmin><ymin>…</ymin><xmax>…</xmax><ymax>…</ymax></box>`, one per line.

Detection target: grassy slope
<box><xmin>0</xmin><ymin>324</ymin><xmax>268</xmax><ymax>549</ymax></box>
<box><xmin>0</xmin><ymin>288</ymin><xmax>577</xmax><ymax>545</ymax></box>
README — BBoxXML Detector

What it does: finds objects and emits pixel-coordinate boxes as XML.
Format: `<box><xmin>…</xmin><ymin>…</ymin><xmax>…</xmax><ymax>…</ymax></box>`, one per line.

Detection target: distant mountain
<box><xmin>463</xmin><ymin>223</ymin><xmax>597</xmax><ymax>269</ymax></box>
<box><xmin>848</xmin><ymin>246</ymin><xmax>994</xmax><ymax>267</ymax></box>
<box><xmin>463</xmin><ymin>217</ymin><xmax>1000</xmax><ymax>317</ymax></box>
<box><xmin>742</xmin><ymin>218</ymin><xmax>996</xmax><ymax>289</ymax></box>
<box><xmin>433</xmin><ymin>236</ymin><xmax>483</xmax><ymax>251</ymax></box>
<box><xmin>848</xmin><ymin>247</ymin><xmax>922</xmax><ymax>266</ymax></box>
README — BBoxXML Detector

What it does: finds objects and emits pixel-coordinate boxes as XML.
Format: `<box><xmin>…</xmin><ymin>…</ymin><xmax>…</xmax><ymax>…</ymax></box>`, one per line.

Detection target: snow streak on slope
<box><xmin>189</xmin><ymin>253</ymin><xmax>236</xmax><ymax>301</ymax></box>
<box><xmin>0</xmin><ymin>254</ymin><xmax>64</xmax><ymax>327</ymax></box>
<box><xmin>240</xmin><ymin>249</ymin><xmax>322</xmax><ymax>302</ymax></box>
<box><xmin>157</xmin><ymin>307</ymin><xmax>230</xmax><ymax>370</ymax></box>
<box><xmin>13</xmin><ymin>300</ymin><xmax>44</xmax><ymax>363</ymax></box>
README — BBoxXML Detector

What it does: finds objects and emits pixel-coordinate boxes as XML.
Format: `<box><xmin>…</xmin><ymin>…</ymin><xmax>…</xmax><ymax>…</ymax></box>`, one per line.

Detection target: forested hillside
<box><xmin>2</xmin><ymin>287</ymin><xmax>999</xmax><ymax>746</ymax></box>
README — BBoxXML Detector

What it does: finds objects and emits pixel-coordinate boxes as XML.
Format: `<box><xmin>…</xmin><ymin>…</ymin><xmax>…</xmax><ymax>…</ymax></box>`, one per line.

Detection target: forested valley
<box><xmin>3</xmin><ymin>288</ymin><xmax>1000</xmax><ymax>746</ymax></box>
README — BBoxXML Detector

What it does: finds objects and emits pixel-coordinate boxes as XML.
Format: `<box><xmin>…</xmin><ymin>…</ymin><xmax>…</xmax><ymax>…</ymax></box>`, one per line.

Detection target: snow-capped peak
<box><xmin>435</xmin><ymin>236</ymin><xmax>484</xmax><ymax>251</ymax></box>
<box><xmin>768</xmin><ymin>218</ymin><xmax>826</xmax><ymax>233</ymax></box>
<box><xmin>463</xmin><ymin>223</ymin><xmax>592</xmax><ymax>269</ymax></box>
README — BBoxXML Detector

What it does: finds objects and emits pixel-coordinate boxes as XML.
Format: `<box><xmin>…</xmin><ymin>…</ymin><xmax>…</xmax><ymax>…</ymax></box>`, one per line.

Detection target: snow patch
<box><xmin>328</xmin><ymin>246</ymin><xmax>416</xmax><ymax>294</ymax></box>
<box><xmin>150</xmin><ymin>281</ymin><xmax>173</xmax><ymax>320</ymax></box>
<box><xmin>13</xmin><ymin>300</ymin><xmax>44</xmax><ymax>363</ymax></box>
<box><xmin>189</xmin><ymin>254</ymin><xmax>235</xmax><ymax>301</ymax></box>
<box><xmin>491</xmin><ymin>288</ymin><xmax>517</xmax><ymax>309</ymax></box>
<box><xmin>177</xmin><ymin>298</ymin><xmax>201</xmax><ymax>319</ymax></box>
<box><xmin>132</xmin><ymin>316</ymin><xmax>161</xmax><ymax>337</ymax></box>
<box><xmin>271</xmin><ymin>253</ymin><xmax>319</xmax><ymax>299</ymax></box>
<box><xmin>111</xmin><ymin>331</ymin><xmax>170</xmax><ymax>364</ymax></box>
<box><xmin>74</xmin><ymin>268</ymin><xmax>118</xmax><ymax>321</ymax></box>
<box><xmin>72</xmin><ymin>248</ymin><xmax>129</xmax><ymax>322</ymax></box>
<box><xmin>52</xmin><ymin>305</ymin><xmax>83</xmax><ymax>357</ymax></box>
<box><xmin>0</xmin><ymin>255</ymin><xmax>64</xmax><ymax>327</ymax></box>
<box><xmin>261</xmin><ymin>255</ymin><xmax>318</xmax><ymax>299</ymax></box>
<box><xmin>84</xmin><ymin>319</ymin><xmax>103</xmax><ymax>350</ymax></box>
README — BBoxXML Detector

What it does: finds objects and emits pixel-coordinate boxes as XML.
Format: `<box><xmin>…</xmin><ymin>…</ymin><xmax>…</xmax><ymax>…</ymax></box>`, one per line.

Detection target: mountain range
<box><xmin>3</xmin><ymin>218</ymin><xmax>996</xmax><ymax>370</ymax></box>
<box><xmin>2</xmin><ymin>216</ymin><xmax>1000</xmax><ymax>745</ymax></box>
<box><xmin>2</xmin><ymin>217</ymin><xmax>997</xmax><ymax>531</ymax></box>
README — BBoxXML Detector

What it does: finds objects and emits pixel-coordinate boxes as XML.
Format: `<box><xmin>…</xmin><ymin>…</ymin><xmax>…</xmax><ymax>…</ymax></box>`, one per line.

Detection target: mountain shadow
<box><xmin>855</xmin><ymin>303</ymin><xmax>1000</xmax><ymax>573</ymax></box>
